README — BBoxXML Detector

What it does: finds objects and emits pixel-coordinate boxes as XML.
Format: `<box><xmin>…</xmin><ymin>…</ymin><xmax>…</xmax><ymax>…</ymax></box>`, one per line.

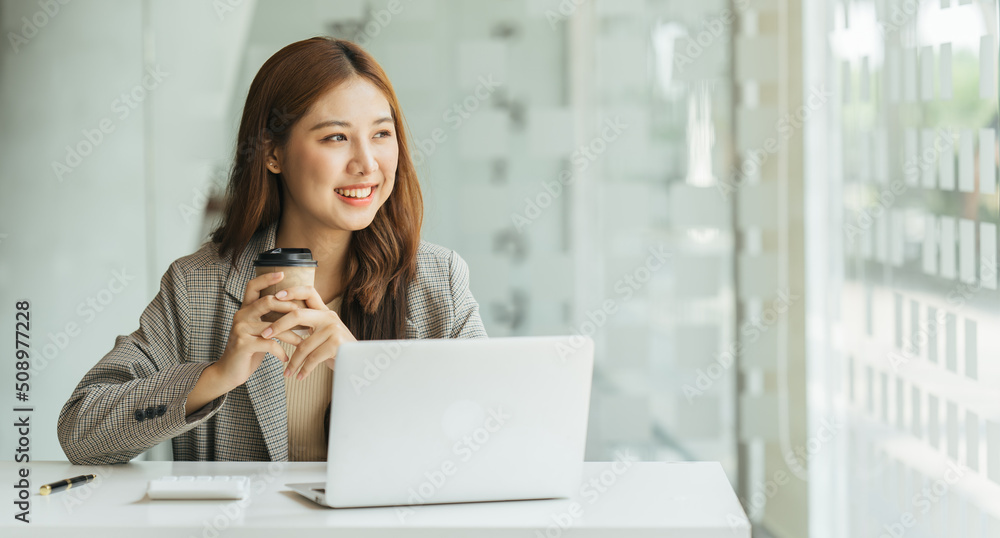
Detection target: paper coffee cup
<box><xmin>253</xmin><ymin>247</ymin><xmax>317</xmax><ymax>331</ymax></box>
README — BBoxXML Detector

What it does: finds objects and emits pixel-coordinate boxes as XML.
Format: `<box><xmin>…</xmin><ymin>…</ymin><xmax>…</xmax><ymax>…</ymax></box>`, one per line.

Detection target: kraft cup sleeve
<box><xmin>254</xmin><ymin>266</ymin><xmax>314</xmax><ymax>330</ymax></box>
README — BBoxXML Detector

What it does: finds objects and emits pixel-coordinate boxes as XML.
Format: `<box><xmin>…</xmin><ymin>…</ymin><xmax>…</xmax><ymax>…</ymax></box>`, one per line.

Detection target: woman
<box><xmin>57</xmin><ymin>37</ymin><xmax>487</xmax><ymax>464</ymax></box>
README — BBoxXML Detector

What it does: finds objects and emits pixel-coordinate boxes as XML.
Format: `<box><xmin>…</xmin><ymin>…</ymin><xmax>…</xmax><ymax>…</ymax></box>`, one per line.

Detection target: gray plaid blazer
<box><xmin>57</xmin><ymin>221</ymin><xmax>488</xmax><ymax>464</ymax></box>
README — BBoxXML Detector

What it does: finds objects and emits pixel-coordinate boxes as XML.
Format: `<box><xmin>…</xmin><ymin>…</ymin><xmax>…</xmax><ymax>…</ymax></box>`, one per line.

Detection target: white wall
<box><xmin>1</xmin><ymin>0</ymin><xmax>148</xmax><ymax>462</ymax></box>
<box><xmin>0</xmin><ymin>0</ymin><xmax>253</xmax><ymax>461</ymax></box>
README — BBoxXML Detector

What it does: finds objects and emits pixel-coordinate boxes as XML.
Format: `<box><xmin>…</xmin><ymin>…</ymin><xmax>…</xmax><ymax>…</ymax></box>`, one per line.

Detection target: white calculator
<box><xmin>146</xmin><ymin>475</ymin><xmax>251</xmax><ymax>500</ymax></box>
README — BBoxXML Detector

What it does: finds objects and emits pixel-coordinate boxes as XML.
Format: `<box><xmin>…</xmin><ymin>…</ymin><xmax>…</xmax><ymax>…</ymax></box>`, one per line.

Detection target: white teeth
<box><xmin>335</xmin><ymin>186</ymin><xmax>373</xmax><ymax>199</ymax></box>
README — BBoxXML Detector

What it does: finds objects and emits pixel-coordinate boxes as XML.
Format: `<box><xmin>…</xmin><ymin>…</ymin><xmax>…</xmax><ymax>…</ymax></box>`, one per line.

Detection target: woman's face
<box><xmin>271</xmin><ymin>76</ymin><xmax>398</xmax><ymax>232</ymax></box>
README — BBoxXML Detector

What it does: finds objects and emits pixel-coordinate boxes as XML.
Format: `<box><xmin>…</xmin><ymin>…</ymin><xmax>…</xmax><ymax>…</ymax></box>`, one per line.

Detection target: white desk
<box><xmin>4</xmin><ymin>461</ymin><xmax>750</xmax><ymax>537</ymax></box>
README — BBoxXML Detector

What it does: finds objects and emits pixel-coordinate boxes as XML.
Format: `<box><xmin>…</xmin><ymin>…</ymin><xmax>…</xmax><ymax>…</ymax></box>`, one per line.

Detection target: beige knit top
<box><xmin>278</xmin><ymin>295</ymin><xmax>342</xmax><ymax>462</ymax></box>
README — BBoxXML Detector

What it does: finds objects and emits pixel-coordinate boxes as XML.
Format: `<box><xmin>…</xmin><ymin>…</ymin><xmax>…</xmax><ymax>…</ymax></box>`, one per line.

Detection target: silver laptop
<box><xmin>286</xmin><ymin>335</ymin><xmax>594</xmax><ymax>509</ymax></box>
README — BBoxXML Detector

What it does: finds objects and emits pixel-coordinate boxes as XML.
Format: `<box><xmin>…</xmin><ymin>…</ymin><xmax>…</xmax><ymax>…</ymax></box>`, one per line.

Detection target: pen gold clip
<box><xmin>39</xmin><ymin>474</ymin><xmax>97</xmax><ymax>495</ymax></box>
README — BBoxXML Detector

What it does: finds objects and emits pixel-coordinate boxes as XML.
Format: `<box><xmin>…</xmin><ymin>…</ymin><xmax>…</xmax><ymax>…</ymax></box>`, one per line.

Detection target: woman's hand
<box><xmin>261</xmin><ymin>285</ymin><xmax>357</xmax><ymax>380</ymax></box>
<box><xmin>212</xmin><ymin>272</ymin><xmax>307</xmax><ymax>391</ymax></box>
<box><xmin>187</xmin><ymin>272</ymin><xmax>329</xmax><ymax>415</ymax></box>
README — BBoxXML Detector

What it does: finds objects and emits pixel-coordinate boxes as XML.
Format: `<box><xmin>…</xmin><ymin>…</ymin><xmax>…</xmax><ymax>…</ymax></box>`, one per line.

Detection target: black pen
<box><xmin>39</xmin><ymin>474</ymin><xmax>96</xmax><ymax>495</ymax></box>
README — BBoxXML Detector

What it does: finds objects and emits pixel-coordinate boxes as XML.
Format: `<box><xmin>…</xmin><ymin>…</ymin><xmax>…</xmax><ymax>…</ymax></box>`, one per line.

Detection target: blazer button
<box><xmin>156</xmin><ymin>404</ymin><xmax>166</xmax><ymax>417</ymax></box>
<box><xmin>144</xmin><ymin>406</ymin><xmax>156</xmax><ymax>420</ymax></box>
<box><xmin>134</xmin><ymin>409</ymin><xmax>145</xmax><ymax>422</ymax></box>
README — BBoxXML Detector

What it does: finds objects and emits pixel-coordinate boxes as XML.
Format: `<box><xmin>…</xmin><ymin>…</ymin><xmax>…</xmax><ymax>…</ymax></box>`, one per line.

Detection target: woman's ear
<box><xmin>265</xmin><ymin>142</ymin><xmax>282</xmax><ymax>174</ymax></box>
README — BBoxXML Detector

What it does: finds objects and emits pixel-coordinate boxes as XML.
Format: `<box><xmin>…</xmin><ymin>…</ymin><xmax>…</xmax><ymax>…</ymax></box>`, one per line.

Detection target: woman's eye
<box><xmin>323</xmin><ymin>134</ymin><xmax>346</xmax><ymax>142</ymax></box>
<box><xmin>375</xmin><ymin>130</ymin><xmax>392</xmax><ymax>138</ymax></box>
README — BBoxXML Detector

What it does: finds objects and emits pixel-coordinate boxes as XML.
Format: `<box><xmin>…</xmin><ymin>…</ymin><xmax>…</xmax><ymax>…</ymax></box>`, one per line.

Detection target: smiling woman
<box><xmin>56</xmin><ymin>37</ymin><xmax>488</xmax><ymax>464</ymax></box>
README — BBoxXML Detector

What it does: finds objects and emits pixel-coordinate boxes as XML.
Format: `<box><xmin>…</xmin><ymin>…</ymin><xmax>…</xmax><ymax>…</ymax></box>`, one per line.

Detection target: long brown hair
<box><xmin>210</xmin><ymin>37</ymin><xmax>423</xmax><ymax>341</ymax></box>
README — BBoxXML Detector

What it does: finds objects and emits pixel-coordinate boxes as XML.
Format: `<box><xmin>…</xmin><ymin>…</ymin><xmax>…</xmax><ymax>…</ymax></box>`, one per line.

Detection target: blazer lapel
<box><xmin>222</xmin><ymin>220</ymin><xmax>289</xmax><ymax>461</ymax></box>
